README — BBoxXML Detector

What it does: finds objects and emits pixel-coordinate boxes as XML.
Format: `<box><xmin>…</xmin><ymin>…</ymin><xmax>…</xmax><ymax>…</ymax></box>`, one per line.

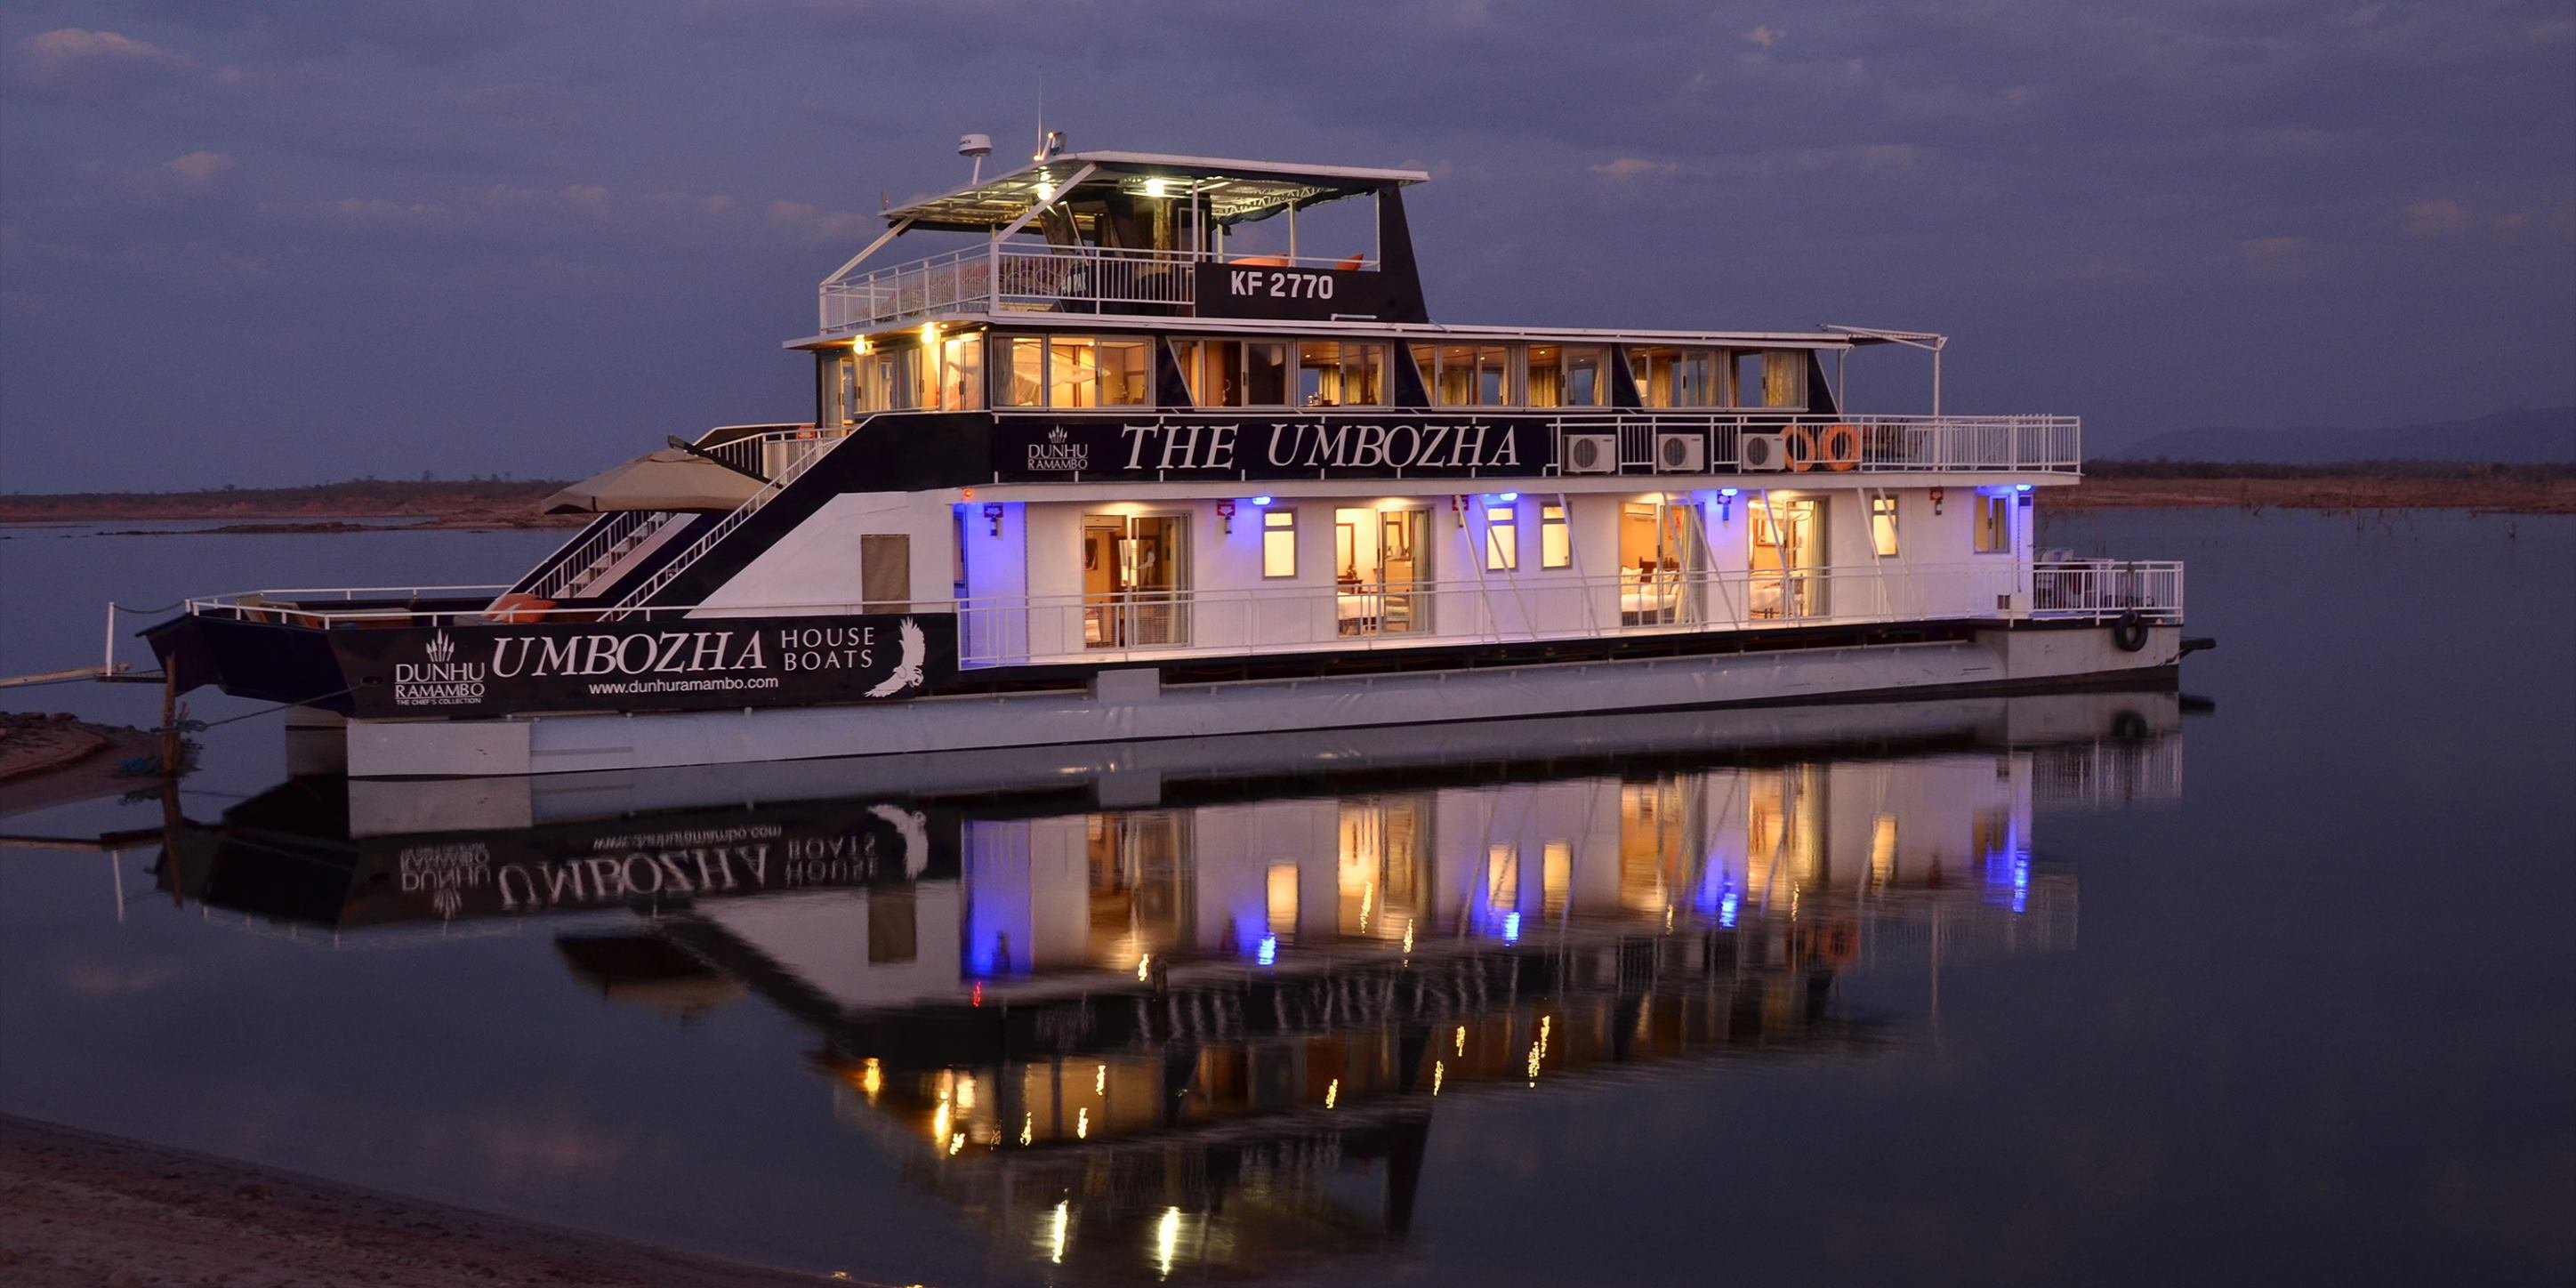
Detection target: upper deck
<box><xmin>812</xmin><ymin>149</ymin><xmax>1435</xmax><ymax>338</ymax></box>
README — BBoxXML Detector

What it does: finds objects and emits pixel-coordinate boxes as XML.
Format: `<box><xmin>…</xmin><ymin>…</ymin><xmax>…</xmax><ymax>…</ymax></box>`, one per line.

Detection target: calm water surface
<box><xmin>0</xmin><ymin>511</ymin><xmax>2570</xmax><ymax>1286</ymax></box>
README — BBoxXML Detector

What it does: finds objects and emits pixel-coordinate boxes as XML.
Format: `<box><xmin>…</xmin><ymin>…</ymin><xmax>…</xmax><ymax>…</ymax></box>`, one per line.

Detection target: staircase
<box><xmin>529</xmin><ymin>510</ymin><xmax>687</xmax><ymax>602</ymax></box>
<box><xmin>608</xmin><ymin>429</ymin><xmax>848</xmax><ymax>617</ymax></box>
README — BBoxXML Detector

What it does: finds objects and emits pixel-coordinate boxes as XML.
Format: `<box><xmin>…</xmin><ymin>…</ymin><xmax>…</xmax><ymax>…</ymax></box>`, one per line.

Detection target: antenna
<box><xmin>958</xmin><ymin>133</ymin><xmax>993</xmax><ymax>184</ymax></box>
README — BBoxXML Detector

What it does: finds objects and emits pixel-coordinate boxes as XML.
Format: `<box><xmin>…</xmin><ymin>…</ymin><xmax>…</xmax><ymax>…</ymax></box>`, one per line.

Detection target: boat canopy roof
<box><xmin>883</xmin><ymin>150</ymin><xmax>1430</xmax><ymax>233</ymax></box>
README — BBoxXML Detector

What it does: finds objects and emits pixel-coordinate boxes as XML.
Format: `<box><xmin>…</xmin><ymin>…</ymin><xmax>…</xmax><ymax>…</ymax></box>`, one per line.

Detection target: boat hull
<box><xmin>336</xmin><ymin>624</ymin><xmax>2179</xmax><ymax>777</ymax></box>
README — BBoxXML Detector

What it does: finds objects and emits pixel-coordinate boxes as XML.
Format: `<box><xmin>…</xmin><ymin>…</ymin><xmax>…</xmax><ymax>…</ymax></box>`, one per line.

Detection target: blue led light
<box><xmin>1499</xmin><ymin>492</ymin><xmax>1518</xmax><ymax>503</ymax></box>
<box><xmin>1256</xmin><ymin>935</ymin><xmax>1277</xmax><ymax>966</ymax></box>
<box><xmin>1252</xmin><ymin>495</ymin><xmax>1273</xmax><ymax>506</ymax></box>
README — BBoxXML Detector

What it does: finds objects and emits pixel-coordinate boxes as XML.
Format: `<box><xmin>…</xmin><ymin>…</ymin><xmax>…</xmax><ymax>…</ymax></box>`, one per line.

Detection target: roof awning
<box><xmin>541</xmin><ymin>449</ymin><xmax>763</xmax><ymax>514</ymax></box>
<box><xmin>882</xmin><ymin>151</ymin><xmax>1430</xmax><ymax>233</ymax></box>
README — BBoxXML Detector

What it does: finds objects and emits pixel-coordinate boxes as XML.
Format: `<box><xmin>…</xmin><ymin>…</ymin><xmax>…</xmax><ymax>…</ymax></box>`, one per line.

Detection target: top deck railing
<box><xmin>819</xmin><ymin>245</ymin><xmax>1371</xmax><ymax>335</ymax></box>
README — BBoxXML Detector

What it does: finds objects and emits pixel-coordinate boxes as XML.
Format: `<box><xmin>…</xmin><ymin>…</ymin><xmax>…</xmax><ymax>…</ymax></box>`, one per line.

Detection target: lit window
<box><xmin>1485</xmin><ymin>504</ymin><xmax>1518</xmax><ymax>571</ymax></box>
<box><xmin>1540</xmin><ymin>503</ymin><xmax>1571</xmax><ymax>568</ymax></box>
<box><xmin>999</xmin><ymin>335</ymin><xmax>1045</xmax><ymax>407</ymax></box>
<box><xmin>1974</xmin><ymin>493</ymin><xmax>2011</xmax><ymax>553</ymax></box>
<box><xmin>1002</xmin><ymin>334</ymin><xmax>1147</xmax><ymax>408</ymax></box>
<box><xmin>1262</xmin><ymin>509</ymin><xmax>1297</xmax><ymax>578</ymax></box>
<box><xmin>1871</xmin><ymin>495</ymin><xmax>1899</xmax><ymax>557</ymax></box>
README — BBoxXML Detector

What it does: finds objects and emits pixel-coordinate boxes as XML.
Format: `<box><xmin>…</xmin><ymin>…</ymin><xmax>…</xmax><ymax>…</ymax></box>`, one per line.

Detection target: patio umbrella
<box><xmin>540</xmin><ymin>448</ymin><xmax>764</xmax><ymax>514</ymax></box>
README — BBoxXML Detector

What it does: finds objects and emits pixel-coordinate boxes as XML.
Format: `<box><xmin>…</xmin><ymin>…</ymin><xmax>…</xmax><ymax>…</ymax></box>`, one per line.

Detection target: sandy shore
<box><xmin>0</xmin><ymin>1114</ymin><xmax>851</xmax><ymax>1287</ymax></box>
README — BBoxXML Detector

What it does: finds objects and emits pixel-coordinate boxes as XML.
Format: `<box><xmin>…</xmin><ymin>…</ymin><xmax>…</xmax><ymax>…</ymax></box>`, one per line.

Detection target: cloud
<box><xmin>8</xmin><ymin>28</ymin><xmax>194</xmax><ymax>97</ymax></box>
<box><xmin>159</xmin><ymin>150</ymin><xmax>237</xmax><ymax>189</ymax></box>
<box><xmin>2239</xmin><ymin>235</ymin><xmax>2312</xmax><ymax>280</ymax></box>
<box><xmin>1745</xmin><ymin>25</ymin><xmax>1783</xmax><ymax>50</ymax></box>
<box><xmin>2401</xmin><ymin>198</ymin><xmax>2471</xmax><ymax>238</ymax></box>
<box><xmin>1590</xmin><ymin>157</ymin><xmax>1679</xmax><ymax>183</ymax></box>
<box><xmin>768</xmin><ymin>199</ymin><xmax>876</xmax><ymax>241</ymax></box>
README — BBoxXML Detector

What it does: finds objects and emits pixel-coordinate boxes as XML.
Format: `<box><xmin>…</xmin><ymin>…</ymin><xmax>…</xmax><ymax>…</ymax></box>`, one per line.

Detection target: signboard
<box><xmin>994</xmin><ymin>415</ymin><xmax>1550</xmax><ymax>483</ymax></box>
<box><xmin>1193</xmin><ymin>262</ymin><xmax>1389</xmax><ymax>321</ymax></box>
<box><xmin>327</xmin><ymin>613</ymin><xmax>956</xmax><ymax>720</ymax></box>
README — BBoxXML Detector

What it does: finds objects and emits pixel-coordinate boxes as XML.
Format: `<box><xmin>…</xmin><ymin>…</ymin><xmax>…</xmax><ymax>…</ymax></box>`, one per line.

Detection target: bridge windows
<box><xmin>1293</xmin><ymin>341</ymin><xmax>1388</xmax><ymax>407</ymax></box>
<box><xmin>997</xmin><ymin>334</ymin><xmax>1150</xmax><ymax>408</ymax></box>
<box><xmin>1413</xmin><ymin>343</ymin><xmax>1517</xmax><ymax>407</ymax></box>
<box><xmin>1526</xmin><ymin>345</ymin><xmax>1608</xmax><ymax>407</ymax></box>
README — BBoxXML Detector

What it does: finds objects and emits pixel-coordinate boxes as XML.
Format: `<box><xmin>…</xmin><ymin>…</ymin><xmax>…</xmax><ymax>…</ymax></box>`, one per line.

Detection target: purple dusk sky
<box><xmin>2</xmin><ymin>1</ymin><xmax>2572</xmax><ymax>492</ymax></box>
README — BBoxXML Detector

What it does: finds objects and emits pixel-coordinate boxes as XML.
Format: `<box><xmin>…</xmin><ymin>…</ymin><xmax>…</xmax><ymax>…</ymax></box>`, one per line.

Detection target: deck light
<box><xmin>850</xmin><ymin>335</ymin><xmax>869</xmax><ymax>355</ymax></box>
<box><xmin>2016</xmin><ymin>483</ymin><xmax>2033</xmax><ymax>491</ymax></box>
<box><xmin>1499</xmin><ymin>492</ymin><xmax>1518</xmax><ymax>503</ymax></box>
<box><xmin>1141</xmin><ymin>177</ymin><xmax>1170</xmax><ymax>198</ymax></box>
<box><xmin>1252</xmin><ymin>495</ymin><xmax>1273</xmax><ymax>506</ymax></box>
<box><xmin>920</xmin><ymin>321</ymin><xmax>938</xmax><ymax>347</ymax></box>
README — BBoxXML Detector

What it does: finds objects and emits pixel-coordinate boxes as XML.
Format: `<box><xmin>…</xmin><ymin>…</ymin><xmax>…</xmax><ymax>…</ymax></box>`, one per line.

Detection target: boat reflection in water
<box><xmin>155</xmin><ymin>691</ymin><xmax>2185</xmax><ymax>1282</ymax></box>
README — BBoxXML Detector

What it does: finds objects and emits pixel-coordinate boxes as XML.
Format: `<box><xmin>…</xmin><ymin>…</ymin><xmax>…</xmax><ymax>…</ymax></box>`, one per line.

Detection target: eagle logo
<box><xmin>864</xmin><ymin>617</ymin><xmax>928</xmax><ymax>698</ymax></box>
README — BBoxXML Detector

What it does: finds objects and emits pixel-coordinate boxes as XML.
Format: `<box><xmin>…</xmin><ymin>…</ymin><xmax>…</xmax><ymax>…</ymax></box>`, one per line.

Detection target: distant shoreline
<box><xmin>4</xmin><ymin>465</ymin><xmax>2571</xmax><ymax>524</ymax></box>
<box><xmin>0</xmin><ymin>479</ymin><xmax>582</xmax><ymax>529</ymax></box>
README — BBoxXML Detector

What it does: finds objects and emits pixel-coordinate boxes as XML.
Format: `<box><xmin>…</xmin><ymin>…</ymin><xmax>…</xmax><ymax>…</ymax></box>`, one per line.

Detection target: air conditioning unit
<box><xmin>1654</xmin><ymin>432</ymin><xmax>1706</xmax><ymax>473</ymax></box>
<box><xmin>1739</xmin><ymin>431</ymin><xmax>1791</xmax><ymax>471</ymax></box>
<box><xmin>1563</xmin><ymin>432</ymin><xmax>1617</xmax><ymax>475</ymax></box>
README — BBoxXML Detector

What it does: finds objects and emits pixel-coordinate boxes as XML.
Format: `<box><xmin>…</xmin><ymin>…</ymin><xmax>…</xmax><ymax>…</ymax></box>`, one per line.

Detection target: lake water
<box><xmin>1</xmin><ymin>510</ymin><xmax>2571</xmax><ymax>1286</ymax></box>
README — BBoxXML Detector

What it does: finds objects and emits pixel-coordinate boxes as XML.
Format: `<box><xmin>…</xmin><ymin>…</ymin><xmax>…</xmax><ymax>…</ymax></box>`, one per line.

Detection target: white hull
<box><xmin>337</xmin><ymin>625</ymin><xmax>2178</xmax><ymax>778</ymax></box>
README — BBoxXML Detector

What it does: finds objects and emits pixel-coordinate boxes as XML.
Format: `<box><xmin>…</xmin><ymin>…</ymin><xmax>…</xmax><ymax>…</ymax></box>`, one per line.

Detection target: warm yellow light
<box><xmin>1048</xmin><ymin>1200</ymin><xmax>1069</xmax><ymax>1263</ymax></box>
<box><xmin>1401</xmin><ymin>919</ymin><xmax>1415</xmax><ymax>954</ymax></box>
<box><xmin>860</xmin><ymin>1058</ymin><xmax>882</xmax><ymax>1100</ymax></box>
<box><xmin>1539</xmin><ymin>1014</ymin><xmax>1552</xmax><ymax>1059</ymax></box>
<box><xmin>1094</xmin><ymin>1063</ymin><xmax>1107</xmax><ymax>1096</ymax></box>
<box><xmin>1454</xmin><ymin>1026</ymin><xmax>1466</xmax><ymax>1056</ymax></box>
<box><xmin>1526</xmin><ymin>1041</ymin><xmax>1542</xmax><ymax>1082</ymax></box>
<box><xmin>1136</xmin><ymin>954</ymin><xmax>1151</xmax><ymax>982</ymax></box>
<box><xmin>850</xmin><ymin>334</ymin><xmax>869</xmax><ymax>356</ymax></box>
<box><xmin>948</xmin><ymin>1132</ymin><xmax>964</xmax><ymax>1155</ymax></box>
<box><xmin>1141</xmin><ymin>177</ymin><xmax>1170</xmax><ymax>198</ymax></box>
<box><xmin>1034</xmin><ymin>180</ymin><xmax>1055</xmax><ymax>204</ymax></box>
<box><xmin>1431</xmin><ymin>1060</ymin><xmax>1445</xmax><ymax>1095</ymax></box>
<box><xmin>1020</xmin><ymin>1114</ymin><xmax>1034</xmax><ymax>1147</ymax></box>
<box><xmin>931</xmin><ymin>1101</ymin><xmax>951</xmax><ymax>1145</ymax></box>
<box><xmin>1076</xmin><ymin>1107</ymin><xmax>1089</xmax><ymax>1139</ymax></box>
<box><xmin>955</xmin><ymin>1075</ymin><xmax>977</xmax><ymax>1111</ymax></box>
<box><xmin>919</xmin><ymin>321</ymin><xmax>938</xmax><ymax>346</ymax></box>
<box><xmin>1154</xmin><ymin>1207</ymin><xmax>1180</xmax><ymax>1279</ymax></box>
<box><xmin>1324</xmin><ymin>1078</ymin><xmax>1340</xmax><ymax>1109</ymax></box>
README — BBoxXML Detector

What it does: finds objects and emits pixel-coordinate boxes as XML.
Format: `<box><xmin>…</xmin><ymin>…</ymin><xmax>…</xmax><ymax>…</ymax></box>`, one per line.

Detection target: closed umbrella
<box><xmin>541</xmin><ymin>448</ymin><xmax>764</xmax><ymax>514</ymax></box>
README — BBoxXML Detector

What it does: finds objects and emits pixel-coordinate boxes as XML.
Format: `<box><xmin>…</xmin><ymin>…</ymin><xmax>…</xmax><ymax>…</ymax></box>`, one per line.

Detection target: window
<box><xmin>1631</xmin><ymin>346</ymin><xmax>1726</xmax><ymax>407</ymax></box>
<box><xmin>1413</xmin><ymin>343</ymin><xmax>1517</xmax><ymax>407</ymax></box>
<box><xmin>1974</xmin><ymin>493</ymin><xmax>2011</xmax><ymax>553</ymax></box>
<box><xmin>1871</xmin><ymin>495</ymin><xmax>1899</xmax><ymax>557</ymax></box>
<box><xmin>1541</xmin><ymin>502</ymin><xmax>1571</xmax><ymax>568</ymax></box>
<box><xmin>1525</xmin><ymin>345</ymin><xmax>1608</xmax><ymax>408</ymax></box>
<box><xmin>937</xmin><ymin>334</ymin><xmax>984</xmax><ymax>411</ymax></box>
<box><xmin>1294</xmin><ymin>341</ymin><xmax>1386</xmax><ymax>407</ymax></box>
<box><xmin>860</xmin><ymin>534</ymin><xmax>911</xmax><ymax>611</ymax></box>
<box><xmin>1262</xmin><ymin>508</ymin><xmax>1297</xmax><ymax>578</ymax></box>
<box><xmin>1000</xmin><ymin>334</ymin><xmax>1150</xmax><ymax>408</ymax></box>
<box><xmin>1174</xmin><ymin>339</ymin><xmax>1293</xmax><ymax>407</ymax></box>
<box><xmin>952</xmin><ymin>507</ymin><xmax>969</xmax><ymax>593</ymax></box>
<box><xmin>1485</xmin><ymin>503</ymin><xmax>1517</xmax><ymax>571</ymax></box>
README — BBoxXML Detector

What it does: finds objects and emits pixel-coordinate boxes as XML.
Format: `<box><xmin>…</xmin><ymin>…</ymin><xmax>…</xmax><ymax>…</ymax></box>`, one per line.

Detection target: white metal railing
<box><xmin>2029</xmin><ymin>560</ymin><xmax>2185</xmax><ymax>623</ymax></box>
<box><xmin>1550</xmin><ymin>414</ymin><xmax>2082</xmax><ymax>476</ymax></box>
<box><xmin>526</xmin><ymin>510</ymin><xmax>665</xmax><ymax>601</ymax></box>
<box><xmin>820</xmin><ymin>245</ymin><xmax>1371</xmax><ymax>334</ymax></box>
<box><xmin>955</xmin><ymin>559</ymin><xmax>2156</xmax><ymax>669</ymax></box>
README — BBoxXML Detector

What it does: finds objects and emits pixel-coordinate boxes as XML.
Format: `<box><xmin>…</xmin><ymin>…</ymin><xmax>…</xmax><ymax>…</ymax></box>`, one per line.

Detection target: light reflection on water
<box><xmin>4</xmin><ymin>510</ymin><xmax>2572</xmax><ymax>1286</ymax></box>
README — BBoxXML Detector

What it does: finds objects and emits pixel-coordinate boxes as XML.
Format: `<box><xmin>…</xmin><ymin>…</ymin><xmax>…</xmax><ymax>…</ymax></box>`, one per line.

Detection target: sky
<box><xmin>2</xmin><ymin>0</ymin><xmax>2572</xmax><ymax>492</ymax></box>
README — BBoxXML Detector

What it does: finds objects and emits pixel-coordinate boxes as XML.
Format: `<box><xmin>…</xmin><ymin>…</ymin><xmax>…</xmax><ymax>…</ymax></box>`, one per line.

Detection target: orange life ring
<box><xmin>1783</xmin><ymin>424</ymin><xmax>1820</xmax><ymax>471</ymax></box>
<box><xmin>486</xmin><ymin>592</ymin><xmax>556</xmax><ymax>624</ymax></box>
<box><xmin>1820</xmin><ymin>424</ymin><xmax>1862</xmax><ymax>471</ymax></box>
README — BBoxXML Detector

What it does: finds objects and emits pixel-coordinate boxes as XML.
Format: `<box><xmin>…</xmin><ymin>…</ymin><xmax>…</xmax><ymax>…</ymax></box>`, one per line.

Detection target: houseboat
<box><xmin>142</xmin><ymin>142</ymin><xmax>2191</xmax><ymax>778</ymax></box>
